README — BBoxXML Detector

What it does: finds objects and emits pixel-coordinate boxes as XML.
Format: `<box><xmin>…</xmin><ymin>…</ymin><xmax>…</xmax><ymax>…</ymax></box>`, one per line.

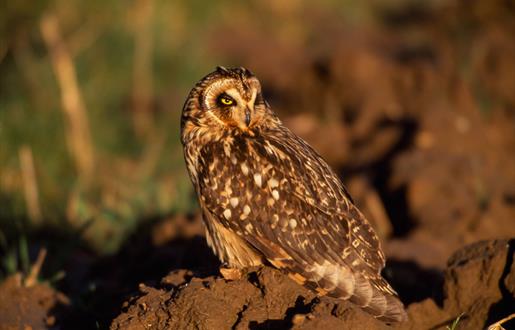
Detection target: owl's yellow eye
<box><xmin>218</xmin><ymin>94</ymin><xmax>235</xmax><ymax>106</ymax></box>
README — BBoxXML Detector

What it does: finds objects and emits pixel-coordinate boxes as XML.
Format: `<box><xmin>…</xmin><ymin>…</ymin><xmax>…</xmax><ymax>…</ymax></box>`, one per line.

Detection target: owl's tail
<box><xmin>326</xmin><ymin>271</ymin><xmax>408</xmax><ymax>323</ymax></box>
<box><xmin>302</xmin><ymin>261</ymin><xmax>407</xmax><ymax>323</ymax></box>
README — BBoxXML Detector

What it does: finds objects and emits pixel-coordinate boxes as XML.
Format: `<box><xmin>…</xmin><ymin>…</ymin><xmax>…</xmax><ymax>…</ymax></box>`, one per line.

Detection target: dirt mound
<box><xmin>110</xmin><ymin>267</ymin><xmax>387</xmax><ymax>330</ymax></box>
<box><xmin>111</xmin><ymin>239</ymin><xmax>514</xmax><ymax>330</ymax></box>
<box><xmin>0</xmin><ymin>273</ymin><xmax>69</xmax><ymax>330</ymax></box>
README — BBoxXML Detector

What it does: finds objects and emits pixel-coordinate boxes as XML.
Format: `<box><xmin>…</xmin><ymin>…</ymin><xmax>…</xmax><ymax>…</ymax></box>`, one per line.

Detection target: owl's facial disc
<box><xmin>195</xmin><ymin>67</ymin><xmax>265</xmax><ymax>135</ymax></box>
<box><xmin>208</xmin><ymin>84</ymin><xmax>258</xmax><ymax>134</ymax></box>
<box><xmin>222</xmin><ymin>88</ymin><xmax>255</xmax><ymax>128</ymax></box>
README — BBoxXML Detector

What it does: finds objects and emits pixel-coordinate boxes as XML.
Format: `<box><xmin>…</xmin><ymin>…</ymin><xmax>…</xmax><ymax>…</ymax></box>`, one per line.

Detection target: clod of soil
<box><xmin>111</xmin><ymin>239</ymin><xmax>514</xmax><ymax>330</ymax></box>
<box><xmin>0</xmin><ymin>273</ymin><xmax>69</xmax><ymax>330</ymax></box>
<box><xmin>110</xmin><ymin>267</ymin><xmax>387</xmax><ymax>330</ymax></box>
<box><xmin>443</xmin><ymin>239</ymin><xmax>515</xmax><ymax>329</ymax></box>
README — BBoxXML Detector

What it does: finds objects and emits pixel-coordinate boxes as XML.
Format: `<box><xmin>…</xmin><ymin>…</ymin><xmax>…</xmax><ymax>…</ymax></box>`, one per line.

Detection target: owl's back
<box><xmin>181</xmin><ymin>67</ymin><xmax>406</xmax><ymax>323</ymax></box>
<box><xmin>185</xmin><ymin>125</ymin><xmax>406</xmax><ymax>322</ymax></box>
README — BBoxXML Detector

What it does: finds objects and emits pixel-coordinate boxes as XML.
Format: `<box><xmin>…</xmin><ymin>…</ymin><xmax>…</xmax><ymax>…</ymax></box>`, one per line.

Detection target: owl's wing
<box><xmin>197</xmin><ymin>131</ymin><xmax>405</xmax><ymax>322</ymax></box>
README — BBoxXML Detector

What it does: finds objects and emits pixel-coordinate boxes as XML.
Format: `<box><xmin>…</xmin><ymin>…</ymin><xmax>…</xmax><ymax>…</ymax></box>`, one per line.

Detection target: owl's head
<box><xmin>181</xmin><ymin>67</ymin><xmax>274</xmax><ymax>141</ymax></box>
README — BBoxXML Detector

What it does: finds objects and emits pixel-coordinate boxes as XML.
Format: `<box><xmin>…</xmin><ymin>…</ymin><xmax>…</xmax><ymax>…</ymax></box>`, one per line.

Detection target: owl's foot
<box><xmin>219</xmin><ymin>266</ymin><xmax>243</xmax><ymax>281</ymax></box>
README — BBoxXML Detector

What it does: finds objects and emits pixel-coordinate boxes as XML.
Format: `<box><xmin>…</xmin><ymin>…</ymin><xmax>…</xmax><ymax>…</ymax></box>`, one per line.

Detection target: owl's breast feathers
<box><xmin>184</xmin><ymin>126</ymin><xmax>407</xmax><ymax>322</ymax></box>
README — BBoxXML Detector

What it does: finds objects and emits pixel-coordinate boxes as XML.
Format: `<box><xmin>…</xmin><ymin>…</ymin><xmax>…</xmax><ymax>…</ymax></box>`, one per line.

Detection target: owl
<box><xmin>181</xmin><ymin>66</ymin><xmax>407</xmax><ymax>323</ymax></box>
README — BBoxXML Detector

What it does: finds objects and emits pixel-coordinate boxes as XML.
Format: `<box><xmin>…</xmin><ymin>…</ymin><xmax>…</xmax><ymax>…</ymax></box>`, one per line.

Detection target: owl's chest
<box><xmin>193</xmin><ymin>138</ymin><xmax>283</xmax><ymax>212</ymax></box>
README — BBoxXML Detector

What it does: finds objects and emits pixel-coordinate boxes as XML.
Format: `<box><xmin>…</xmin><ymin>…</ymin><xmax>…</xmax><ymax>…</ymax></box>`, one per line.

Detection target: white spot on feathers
<box><xmin>223</xmin><ymin>209</ymin><xmax>232</xmax><ymax>220</ymax></box>
<box><xmin>272</xmin><ymin>190</ymin><xmax>280</xmax><ymax>200</ymax></box>
<box><xmin>241</xmin><ymin>163</ymin><xmax>249</xmax><ymax>175</ymax></box>
<box><xmin>223</xmin><ymin>141</ymin><xmax>231</xmax><ymax>158</ymax></box>
<box><xmin>230</xmin><ymin>197</ymin><xmax>239</xmax><ymax>207</ymax></box>
<box><xmin>268</xmin><ymin>178</ymin><xmax>279</xmax><ymax>188</ymax></box>
<box><xmin>271</xmin><ymin>214</ymin><xmax>279</xmax><ymax>229</ymax></box>
<box><xmin>240</xmin><ymin>205</ymin><xmax>251</xmax><ymax>220</ymax></box>
<box><xmin>254</xmin><ymin>173</ymin><xmax>262</xmax><ymax>187</ymax></box>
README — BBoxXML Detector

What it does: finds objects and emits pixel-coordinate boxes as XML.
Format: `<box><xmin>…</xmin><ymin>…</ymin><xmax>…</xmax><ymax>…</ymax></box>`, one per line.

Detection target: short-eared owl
<box><xmin>181</xmin><ymin>66</ymin><xmax>407</xmax><ymax>322</ymax></box>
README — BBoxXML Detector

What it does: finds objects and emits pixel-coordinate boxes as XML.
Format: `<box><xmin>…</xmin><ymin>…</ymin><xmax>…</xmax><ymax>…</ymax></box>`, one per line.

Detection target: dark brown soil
<box><xmin>0</xmin><ymin>274</ymin><xmax>69</xmax><ymax>330</ymax></box>
<box><xmin>110</xmin><ymin>239</ymin><xmax>514</xmax><ymax>330</ymax></box>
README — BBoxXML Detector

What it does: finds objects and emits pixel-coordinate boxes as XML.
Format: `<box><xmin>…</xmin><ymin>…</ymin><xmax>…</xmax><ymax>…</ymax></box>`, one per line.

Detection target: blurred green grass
<box><xmin>0</xmin><ymin>0</ymin><xmax>228</xmax><ymax>257</ymax></box>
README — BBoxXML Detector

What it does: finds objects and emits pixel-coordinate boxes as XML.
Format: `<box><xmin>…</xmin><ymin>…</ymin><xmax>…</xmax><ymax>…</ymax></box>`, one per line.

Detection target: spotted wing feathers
<box><xmin>196</xmin><ymin>127</ymin><xmax>407</xmax><ymax>322</ymax></box>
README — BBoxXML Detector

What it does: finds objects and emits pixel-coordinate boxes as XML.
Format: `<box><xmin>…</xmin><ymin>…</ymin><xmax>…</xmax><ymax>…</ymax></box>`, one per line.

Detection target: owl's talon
<box><xmin>219</xmin><ymin>267</ymin><xmax>243</xmax><ymax>281</ymax></box>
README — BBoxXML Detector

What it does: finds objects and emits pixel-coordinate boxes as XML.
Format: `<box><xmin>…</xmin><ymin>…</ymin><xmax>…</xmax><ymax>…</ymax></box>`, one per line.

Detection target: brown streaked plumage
<box><xmin>181</xmin><ymin>66</ymin><xmax>407</xmax><ymax>323</ymax></box>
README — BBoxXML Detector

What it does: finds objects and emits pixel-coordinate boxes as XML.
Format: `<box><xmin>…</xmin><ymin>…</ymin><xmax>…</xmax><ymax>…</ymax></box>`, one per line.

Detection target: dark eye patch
<box><xmin>217</xmin><ymin>93</ymin><xmax>236</xmax><ymax>106</ymax></box>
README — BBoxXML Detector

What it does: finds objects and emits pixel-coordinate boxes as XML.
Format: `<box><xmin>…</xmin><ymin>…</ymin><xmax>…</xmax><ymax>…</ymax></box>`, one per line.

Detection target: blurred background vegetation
<box><xmin>0</xmin><ymin>0</ymin><xmax>391</xmax><ymax>262</ymax></box>
<box><xmin>1</xmin><ymin>0</ymin><xmax>247</xmax><ymax>258</ymax></box>
<box><xmin>1</xmin><ymin>0</ymin><xmax>514</xmax><ymax>285</ymax></box>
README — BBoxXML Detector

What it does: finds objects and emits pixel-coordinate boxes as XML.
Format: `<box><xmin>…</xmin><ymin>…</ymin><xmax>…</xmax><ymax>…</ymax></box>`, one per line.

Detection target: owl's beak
<box><xmin>234</xmin><ymin>104</ymin><xmax>253</xmax><ymax>130</ymax></box>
